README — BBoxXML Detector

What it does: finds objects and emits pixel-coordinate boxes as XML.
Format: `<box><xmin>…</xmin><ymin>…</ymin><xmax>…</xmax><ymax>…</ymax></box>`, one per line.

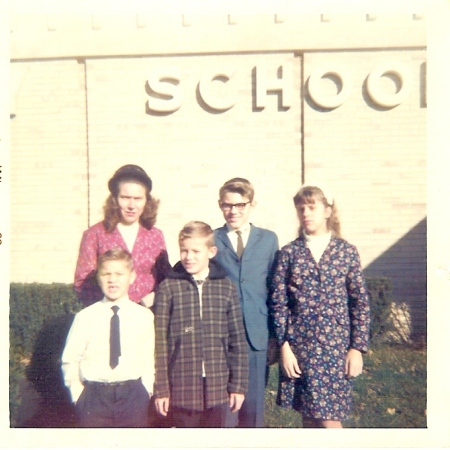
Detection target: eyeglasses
<box><xmin>220</xmin><ymin>201</ymin><xmax>251</xmax><ymax>212</ymax></box>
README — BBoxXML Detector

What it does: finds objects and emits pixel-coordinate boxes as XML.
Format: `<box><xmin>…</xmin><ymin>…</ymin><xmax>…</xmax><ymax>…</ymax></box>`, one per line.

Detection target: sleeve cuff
<box><xmin>69</xmin><ymin>383</ymin><xmax>85</xmax><ymax>404</ymax></box>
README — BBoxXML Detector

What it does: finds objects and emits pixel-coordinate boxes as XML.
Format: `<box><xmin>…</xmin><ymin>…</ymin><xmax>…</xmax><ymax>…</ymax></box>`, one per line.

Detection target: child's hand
<box><xmin>141</xmin><ymin>292</ymin><xmax>155</xmax><ymax>308</ymax></box>
<box><xmin>155</xmin><ymin>397</ymin><xmax>170</xmax><ymax>416</ymax></box>
<box><xmin>229</xmin><ymin>392</ymin><xmax>245</xmax><ymax>413</ymax></box>
<box><xmin>345</xmin><ymin>348</ymin><xmax>363</xmax><ymax>378</ymax></box>
<box><xmin>280</xmin><ymin>342</ymin><xmax>301</xmax><ymax>378</ymax></box>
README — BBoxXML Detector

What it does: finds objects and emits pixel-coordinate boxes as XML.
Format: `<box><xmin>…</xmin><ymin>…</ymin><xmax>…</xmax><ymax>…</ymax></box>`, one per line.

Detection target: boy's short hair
<box><xmin>179</xmin><ymin>221</ymin><xmax>215</xmax><ymax>248</ymax></box>
<box><xmin>97</xmin><ymin>248</ymin><xmax>134</xmax><ymax>271</ymax></box>
<box><xmin>219</xmin><ymin>177</ymin><xmax>254</xmax><ymax>202</ymax></box>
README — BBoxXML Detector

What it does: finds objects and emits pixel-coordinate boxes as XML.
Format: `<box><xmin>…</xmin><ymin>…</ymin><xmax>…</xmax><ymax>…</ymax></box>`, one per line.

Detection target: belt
<box><xmin>84</xmin><ymin>378</ymin><xmax>141</xmax><ymax>387</ymax></box>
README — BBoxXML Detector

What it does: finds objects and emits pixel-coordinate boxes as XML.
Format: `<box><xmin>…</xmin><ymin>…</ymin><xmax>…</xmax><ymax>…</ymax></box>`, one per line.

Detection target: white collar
<box><xmin>304</xmin><ymin>230</ymin><xmax>332</xmax><ymax>243</ymax></box>
<box><xmin>101</xmin><ymin>295</ymin><xmax>131</xmax><ymax>308</ymax></box>
<box><xmin>192</xmin><ymin>267</ymin><xmax>210</xmax><ymax>283</ymax></box>
<box><xmin>226</xmin><ymin>222</ymin><xmax>251</xmax><ymax>234</ymax></box>
<box><xmin>117</xmin><ymin>221</ymin><xmax>140</xmax><ymax>233</ymax></box>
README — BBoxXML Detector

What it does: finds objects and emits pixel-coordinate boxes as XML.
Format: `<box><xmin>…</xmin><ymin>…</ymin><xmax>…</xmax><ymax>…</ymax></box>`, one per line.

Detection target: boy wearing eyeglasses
<box><xmin>214</xmin><ymin>178</ymin><xmax>279</xmax><ymax>428</ymax></box>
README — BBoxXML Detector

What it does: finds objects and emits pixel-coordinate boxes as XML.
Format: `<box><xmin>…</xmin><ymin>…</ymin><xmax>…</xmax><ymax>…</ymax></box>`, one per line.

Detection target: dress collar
<box><xmin>303</xmin><ymin>230</ymin><xmax>332</xmax><ymax>245</ymax></box>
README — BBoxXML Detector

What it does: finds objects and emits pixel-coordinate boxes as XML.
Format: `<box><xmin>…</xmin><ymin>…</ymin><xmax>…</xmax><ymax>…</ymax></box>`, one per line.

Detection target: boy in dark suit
<box><xmin>214</xmin><ymin>178</ymin><xmax>279</xmax><ymax>428</ymax></box>
<box><xmin>154</xmin><ymin>221</ymin><xmax>248</xmax><ymax>427</ymax></box>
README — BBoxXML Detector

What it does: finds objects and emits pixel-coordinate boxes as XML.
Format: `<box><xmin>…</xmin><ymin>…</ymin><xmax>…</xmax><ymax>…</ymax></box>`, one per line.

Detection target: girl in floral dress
<box><xmin>269</xmin><ymin>184</ymin><xmax>370</xmax><ymax>428</ymax></box>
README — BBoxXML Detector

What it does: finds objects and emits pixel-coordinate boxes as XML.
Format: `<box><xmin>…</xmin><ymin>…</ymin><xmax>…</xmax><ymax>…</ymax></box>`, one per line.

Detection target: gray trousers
<box><xmin>225</xmin><ymin>343</ymin><xmax>267</xmax><ymax>428</ymax></box>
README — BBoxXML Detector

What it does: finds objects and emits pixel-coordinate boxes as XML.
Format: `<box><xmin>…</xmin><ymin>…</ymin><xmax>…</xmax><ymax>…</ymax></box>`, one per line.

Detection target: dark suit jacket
<box><xmin>214</xmin><ymin>225</ymin><xmax>279</xmax><ymax>351</ymax></box>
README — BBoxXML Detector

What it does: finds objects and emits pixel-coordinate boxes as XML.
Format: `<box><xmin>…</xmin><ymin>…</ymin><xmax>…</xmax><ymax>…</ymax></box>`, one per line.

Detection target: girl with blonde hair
<box><xmin>270</xmin><ymin>184</ymin><xmax>370</xmax><ymax>428</ymax></box>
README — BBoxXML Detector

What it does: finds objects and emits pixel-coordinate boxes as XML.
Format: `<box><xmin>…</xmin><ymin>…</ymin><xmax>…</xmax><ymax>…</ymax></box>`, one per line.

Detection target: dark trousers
<box><xmin>225</xmin><ymin>342</ymin><xmax>267</xmax><ymax>428</ymax></box>
<box><xmin>75</xmin><ymin>379</ymin><xmax>149</xmax><ymax>427</ymax></box>
<box><xmin>169</xmin><ymin>378</ymin><xmax>228</xmax><ymax>428</ymax></box>
<box><xmin>170</xmin><ymin>403</ymin><xmax>228</xmax><ymax>428</ymax></box>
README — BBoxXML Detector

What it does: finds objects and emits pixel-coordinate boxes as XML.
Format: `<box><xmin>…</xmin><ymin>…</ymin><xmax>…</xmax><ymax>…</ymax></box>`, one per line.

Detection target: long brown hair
<box><xmin>293</xmin><ymin>185</ymin><xmax>341</xmax><ymax>238</ymax></box>
<box><xmin>103</xmin><ymin>181</ymin><xmax>160</xmax><ymax>233</ymax></box>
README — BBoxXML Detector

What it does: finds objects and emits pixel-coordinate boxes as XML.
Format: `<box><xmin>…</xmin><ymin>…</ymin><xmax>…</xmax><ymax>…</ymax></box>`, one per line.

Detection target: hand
<box><xmin>345</xmin><ymin>348</ymin><xmax>363</xmax><ymax>378</ymax></box>
<box><xmin>280</xmin><ymin>342</ymin><xmax>301</xmax><ymax>378</ymax></box>
<box><xmin>141</xmin><ymin>292</ymin><xmax>155</xmax><ymax>308</ymax></box>
<box><xmin>229</xmin><ymin>393</ymin><xmax>245</xmax><ymax>413</ymax></box>
<box><xmin>155</xmin><ymin>397</ymin><xmax>170</xmax><ymax>416</ymax></box>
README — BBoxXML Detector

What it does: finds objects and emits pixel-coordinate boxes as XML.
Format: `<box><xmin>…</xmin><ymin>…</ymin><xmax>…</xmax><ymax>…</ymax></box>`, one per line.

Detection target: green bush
<box><xmin>365</xmin><ymin>277</ymin><xmax>395</xmax><ymax>343</ymax></box>
<box><xmin>10</xmin><ymin>283</ymin><xmax>82</xmax><ymax>357</ymax></box>
<box><xmin>9</xmin><ymin>283</ymin><xmax>82</xmax><ymax>427</ymax></box>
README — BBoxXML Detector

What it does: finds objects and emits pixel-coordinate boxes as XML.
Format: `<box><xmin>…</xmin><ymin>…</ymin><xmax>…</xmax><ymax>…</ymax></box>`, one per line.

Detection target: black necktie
<box><xmin>110</xmin><ymin>305</ymin><xmax>121</xmax><ymax>369</ymax></box>
<box><xmin>236</xmin><ymin>231</ymin><xmax>244</xmax><ymax>258</ymax></box>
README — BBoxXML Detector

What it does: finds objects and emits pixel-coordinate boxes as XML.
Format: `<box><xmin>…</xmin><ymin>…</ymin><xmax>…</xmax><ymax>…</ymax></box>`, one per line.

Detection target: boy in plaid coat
<box><xmin>154</xmin><ymin>221</ymin><xmax>248</xmax><ymax>427</ymax></box>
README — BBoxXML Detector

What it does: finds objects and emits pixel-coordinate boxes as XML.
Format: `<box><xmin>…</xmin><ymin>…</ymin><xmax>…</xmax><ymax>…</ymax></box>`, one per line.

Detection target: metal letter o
<box><xmin>307</xmin><ymin>67</ymin><xmax>353</xmax><ymax>109</ymax></box>
<box><xmin>366</xmin><ymin>64</ymin><xmax>412</xmax><ymax>107</ymax></box>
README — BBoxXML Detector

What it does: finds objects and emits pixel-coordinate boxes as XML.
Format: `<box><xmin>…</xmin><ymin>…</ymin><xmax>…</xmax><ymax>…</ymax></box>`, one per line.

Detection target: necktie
<box><xmin>236</xmin><ymin>230</ymin><xmax>244</xmax><ymax>258</ymax></box>
<box><xmin>110</xmin><ymin>305</ymin><xmax>121</xmax><ymax>369</ymax></box>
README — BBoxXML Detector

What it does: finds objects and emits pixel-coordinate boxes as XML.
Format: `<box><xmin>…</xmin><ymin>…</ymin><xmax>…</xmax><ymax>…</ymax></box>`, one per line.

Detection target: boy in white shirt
<box><xmin>61</xmin><ymin>248</ymin><xmax>155</xmax><ymax>427</ymax></box>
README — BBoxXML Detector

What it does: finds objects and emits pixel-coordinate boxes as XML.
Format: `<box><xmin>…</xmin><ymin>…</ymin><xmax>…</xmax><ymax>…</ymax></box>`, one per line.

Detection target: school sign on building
<box><xmin>9</xmin><ymin>12</ymin><xmax>427</xmax><ymax>335</ymax></box>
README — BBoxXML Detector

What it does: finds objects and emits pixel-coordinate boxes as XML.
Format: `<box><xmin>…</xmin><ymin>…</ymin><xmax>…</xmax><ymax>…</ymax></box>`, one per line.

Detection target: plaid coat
<box><xmin>154</xmin><ymin>259</ymin><xmax>248</xmax><ymax>411</ymax></box>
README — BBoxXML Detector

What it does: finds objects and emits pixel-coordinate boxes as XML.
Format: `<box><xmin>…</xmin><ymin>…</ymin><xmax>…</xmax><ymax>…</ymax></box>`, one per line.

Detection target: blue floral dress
<box><xmin>269</xmin><ymin>236</ymin><xmax>370</xmax><ymax>421</ymax></box>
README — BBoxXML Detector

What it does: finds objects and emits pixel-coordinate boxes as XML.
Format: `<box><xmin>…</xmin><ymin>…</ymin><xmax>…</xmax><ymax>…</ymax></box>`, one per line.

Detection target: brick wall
<box><xmin>9</xmin><ymin>13</ymin><xmax>427</xmax><ymax>334</ymax></box>
<box><xmin>84</xmin><ymin>53</ymin><xmax>302</xmax><ymax>259</ymax></box>
<box><xmin>302</xmin><ymin>50</ymin><xmax>426</xmax><ymax>334</ymax></box>
<box><xmin>10</xmin><ymin>60</ymin><xmax>88</xmax><ymax>283</ymax></box>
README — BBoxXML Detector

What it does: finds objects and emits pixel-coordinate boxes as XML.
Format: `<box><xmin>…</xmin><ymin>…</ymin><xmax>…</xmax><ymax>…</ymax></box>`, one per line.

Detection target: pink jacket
<box><xmin>74</xmin><ymin>221</ymin><xmax>171</xmax><ymax>305</ymax></box>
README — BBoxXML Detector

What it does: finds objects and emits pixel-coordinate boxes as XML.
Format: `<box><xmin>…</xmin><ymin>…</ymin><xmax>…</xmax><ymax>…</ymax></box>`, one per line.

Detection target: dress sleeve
<box><xmin>346</xmin><ymin>245</ymin><xmax>371</xmax><ymax>352</ymax></box>
<box><xmin>269</xmin><ymin>248</ymin><xmax>292</xmax><ymax>346</ymax></box>
<box><xmin>74</xmin><ymin>227</ymin><xmax>103</xmax><ymax>305</ymax></box>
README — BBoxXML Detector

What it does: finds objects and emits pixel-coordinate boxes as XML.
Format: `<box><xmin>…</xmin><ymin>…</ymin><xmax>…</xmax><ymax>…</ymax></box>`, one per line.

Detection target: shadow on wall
<box><xmin>364</xmin><ymin>218</ymin><xmax>427</xmax><ymax>338</ymax></box>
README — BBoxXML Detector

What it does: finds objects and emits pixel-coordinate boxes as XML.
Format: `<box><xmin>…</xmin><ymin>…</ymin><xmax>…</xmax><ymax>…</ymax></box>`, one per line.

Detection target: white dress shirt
<box><xmin>226</xmin><ymin>222</ymin><xmax>251</xmax><ymax>253</ymax></box>
<box><xmin>61</xmin><ymin>296</ymin><xmax>155</xmax><ymax>403</ymax></box>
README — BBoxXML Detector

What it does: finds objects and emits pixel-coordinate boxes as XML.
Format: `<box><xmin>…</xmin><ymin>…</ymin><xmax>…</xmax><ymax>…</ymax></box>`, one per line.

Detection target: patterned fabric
<box><xmin>269</xmin><ymin>236</ymin><xmax>370</xmax><ymax>421</ymax></box>
<box><xmin>154</xmin><ymin>260</ymin><xmax>248</xmax><ymax>412</ymax></box>
<box><xmin>74</xmin><ymin>221</ymin><xmax>171</xmax><ymax>305</ymax></box>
